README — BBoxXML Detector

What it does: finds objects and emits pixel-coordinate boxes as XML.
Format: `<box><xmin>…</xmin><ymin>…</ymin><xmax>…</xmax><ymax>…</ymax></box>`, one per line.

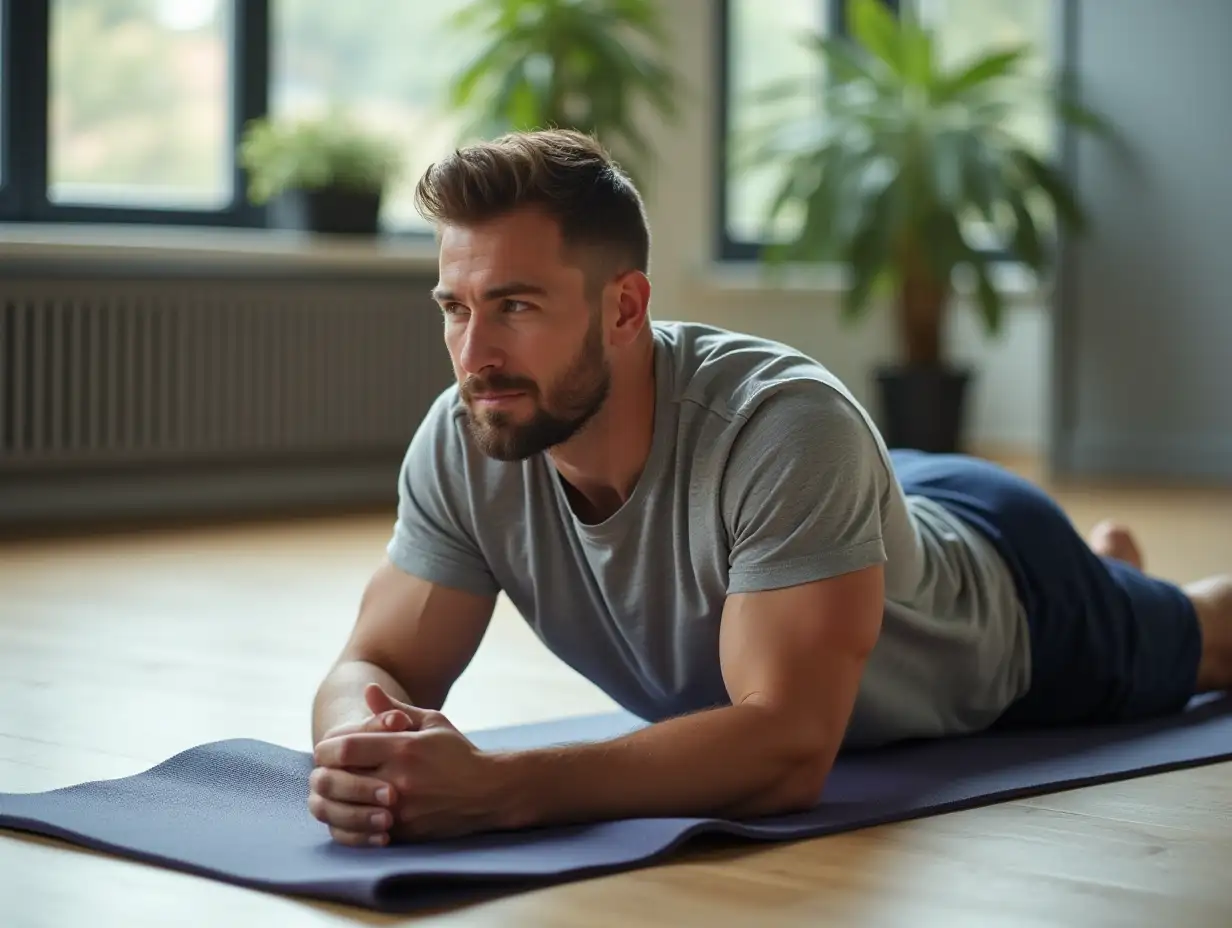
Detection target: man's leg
<box><xmin>891</xmin><ymin>450</ymin><xmax>1211</xmax><ymax>727</ymax></box>
<box><xmin>1088</xmin><ymin>519</ymin><xmax>1232</xmax><ymax>693</ymax></box>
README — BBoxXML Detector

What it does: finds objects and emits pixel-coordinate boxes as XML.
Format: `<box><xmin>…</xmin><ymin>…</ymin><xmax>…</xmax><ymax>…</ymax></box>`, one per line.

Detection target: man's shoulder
<box><xmin>654</xmin><ymin>320</ymin><xmax>874</xmax><ymax>433</ymax></box>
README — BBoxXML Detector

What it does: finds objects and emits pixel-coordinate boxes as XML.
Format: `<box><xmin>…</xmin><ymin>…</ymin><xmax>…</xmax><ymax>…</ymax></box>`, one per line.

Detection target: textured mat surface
<box><xmin>2</xmin><ymin>695</ymin><xmax>1231</xmax><ymax>912</ymax></box>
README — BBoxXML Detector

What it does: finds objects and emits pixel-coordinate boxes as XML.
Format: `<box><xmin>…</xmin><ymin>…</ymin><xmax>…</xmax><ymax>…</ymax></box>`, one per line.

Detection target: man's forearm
<box><xmin>493</xmin><ymin>703</ymin><xmax>835</xmax><ymax>828</ymax></box>
<box><xmin>311</xmin><ymin>659</ymin><xmax>414</xmax><ymax>745</ymax></box>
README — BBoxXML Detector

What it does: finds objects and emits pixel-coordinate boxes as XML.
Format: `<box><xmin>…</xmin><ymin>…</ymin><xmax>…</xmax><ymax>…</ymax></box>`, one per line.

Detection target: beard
<box><xmin>460</xmin><ymin>314</ymin><xmax>611</xmax><ymax>462</ymax></box>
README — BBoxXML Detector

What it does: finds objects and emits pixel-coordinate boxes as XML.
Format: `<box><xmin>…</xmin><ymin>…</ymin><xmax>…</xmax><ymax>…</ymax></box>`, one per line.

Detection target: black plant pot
<box><xmin>271</xmin><ymin>186</ymin><xmax>382</xmax><ymax>235</ymax></box>
<box><xmin>874</xmin><ymin>364</ymin><xmax>973</xmax><ymax>454</ymax></box>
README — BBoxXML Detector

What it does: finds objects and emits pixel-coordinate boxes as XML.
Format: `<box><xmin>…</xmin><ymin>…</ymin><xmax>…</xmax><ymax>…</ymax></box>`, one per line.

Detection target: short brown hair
<box><xmin>414</xmin><ymin>129</ymin><xmax>651</xmax><ymax>278</ymax></box>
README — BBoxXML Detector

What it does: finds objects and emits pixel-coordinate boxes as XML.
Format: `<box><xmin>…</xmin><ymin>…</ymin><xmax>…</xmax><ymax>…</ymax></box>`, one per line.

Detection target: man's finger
<box><xmin>313</xmin><ymin>715</ymin><xmax>415</xmax><ymax>770</ymax></box>
<box><xmin>309</xmin><ymin>766</ymin><xmax>397</xmax><ymax>807</ymax></box>
<box><xmin>321</xmin><ymin>709</ymin><xmax>414</xmax><ymax>743</ymax></box>
<box><xmin>364</xmin><ymin>684</ymin><xmax>434</xmax><ymax>728</ymax></box>
<box><xmin>314</xmin><ymin>731</ymin><xmax>414</xmax><ymax>769</ymax></box>
<box><xmin>367</xmin><ymin>710</ymin><xmax>415</xmax><ymax>733</ymax></box>
<box><xmin>330</xmin><ymin>826</ymin><xmax>389</xmax><ymax>847</ymax></box>
<box><xmin>307</xmin><ymin>792</ymin><xmax>394</xmax><ymax>835</ymax></box>
<box><xmin>365</xmin><ymin>683</ymin><xmax>416</xmax><ymax>716</ymax></box>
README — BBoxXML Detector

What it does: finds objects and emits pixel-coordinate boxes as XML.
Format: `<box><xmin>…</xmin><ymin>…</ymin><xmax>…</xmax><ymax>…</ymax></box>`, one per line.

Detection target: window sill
<box><xmin>692</xmin><ymin>260</ymin><xmax>1049</xmax><ymax>305</ymax></box>
<box><xmin>0</xmin><ymin>223</ymin><xmax>442</xmax><ymax>276</ymax></box>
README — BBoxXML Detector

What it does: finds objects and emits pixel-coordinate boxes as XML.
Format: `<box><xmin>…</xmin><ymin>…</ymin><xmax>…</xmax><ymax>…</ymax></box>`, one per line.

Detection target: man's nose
<box><xmin>456</xmin><ymin>313</ymin><xmax>505</xmax><ymax>375</ymax></box>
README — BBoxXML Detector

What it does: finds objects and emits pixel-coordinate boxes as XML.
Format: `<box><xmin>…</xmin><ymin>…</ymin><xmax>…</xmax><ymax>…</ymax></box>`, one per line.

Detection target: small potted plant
<box><xmin>746</xmin><ymin>0</ymin><xmax>1119</xmax><ymax>453</ymax></box>
<box><xmin>238</xmin><ymin>112</ymin><xmax>403</xmax><ymax>235</ymax></box>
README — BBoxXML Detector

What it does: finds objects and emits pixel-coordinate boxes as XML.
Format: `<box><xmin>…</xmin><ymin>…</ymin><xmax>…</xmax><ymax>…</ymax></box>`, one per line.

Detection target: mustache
<box><xmin>461</xmin><ymin>374</ymin><xmax>537</xmax><ymax>398</ymax></box>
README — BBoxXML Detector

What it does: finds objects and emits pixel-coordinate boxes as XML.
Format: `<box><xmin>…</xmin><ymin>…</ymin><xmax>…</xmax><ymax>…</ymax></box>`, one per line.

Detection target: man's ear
<box><xmin>608</xmin><ymin>269</ymin><xmax>651</xmax><ymax>346</ymax></box>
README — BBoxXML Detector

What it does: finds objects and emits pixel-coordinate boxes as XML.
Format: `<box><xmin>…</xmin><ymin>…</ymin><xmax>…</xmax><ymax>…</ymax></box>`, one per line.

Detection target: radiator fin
<box><xmin>1</xmin><ymin>279</ymin><xmax>449</xmax><ymax>470</ymax></box>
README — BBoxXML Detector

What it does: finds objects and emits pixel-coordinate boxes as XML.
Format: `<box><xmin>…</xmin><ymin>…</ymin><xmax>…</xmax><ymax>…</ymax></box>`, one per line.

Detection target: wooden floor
<box><xmin>2</xmin><ymin>456</ymin><xmax>1231</xmax><ymax>927</ymax></box>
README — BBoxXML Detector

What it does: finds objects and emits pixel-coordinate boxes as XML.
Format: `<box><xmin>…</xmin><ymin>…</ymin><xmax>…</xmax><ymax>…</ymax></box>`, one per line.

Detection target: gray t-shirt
<box><xmin>388</xmin><ymin>321</ymin><xmax>1031</xmax><ymax>748</ymax></box>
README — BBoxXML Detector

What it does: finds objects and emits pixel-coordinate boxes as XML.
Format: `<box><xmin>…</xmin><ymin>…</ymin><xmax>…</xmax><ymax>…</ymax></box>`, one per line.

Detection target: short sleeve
<box><xmin>721</xmin><ymin>382</ymin><xmax>890</xmax><ymax>594</ymax></box>
<box><xmin>386</xmin><ymin>390</ymin><xmax>501</xmax><ymax>597</ymax></box>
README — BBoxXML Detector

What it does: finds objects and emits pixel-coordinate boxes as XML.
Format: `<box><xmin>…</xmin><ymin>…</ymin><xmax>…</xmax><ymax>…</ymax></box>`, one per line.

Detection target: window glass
<box><xmin>49</xmin><ymin>0</ymin><xmax>233</xmax><ymax>209</ymax></box>
<box><xmin>725</xmin><ymin>0</ymin><xmax>830</xmax><ymax>245</ymax></box>
<box><xmin>271</xmin><ymin>0</ymin><xmax>481</xmax><ymax>231</ymax></box>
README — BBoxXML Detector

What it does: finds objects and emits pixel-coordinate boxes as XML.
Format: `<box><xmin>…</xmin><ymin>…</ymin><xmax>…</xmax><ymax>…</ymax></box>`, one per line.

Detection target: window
<box><xmin>1</xmin><ymin>0</ymin><xmax>262</xmax><ymax>226</ymax></box>
<box><xmin>717</xmin><ymin>0</ymin><xmax>1058</xmax><ymax>260</ymax></box>
<box><xmin>0</xmin><ymin>0</ymin><xmax>480</xmax><ymax>231</ymax></box>
<box><xmin>48</xmin><ymin>0</ymin><xmax>233</xmax><ymax>209</ymax></box>
<box><xmin>270</xmin><ymin>0</ymin><xmax>480</xmax><ymax>232</ymax></box>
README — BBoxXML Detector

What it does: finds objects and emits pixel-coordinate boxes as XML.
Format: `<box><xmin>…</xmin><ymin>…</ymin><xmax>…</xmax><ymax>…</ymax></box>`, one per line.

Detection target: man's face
<box><xmin>433</xmin><ymin>209</ymin><xmax>613</xmax><ymax>461</ymax></box>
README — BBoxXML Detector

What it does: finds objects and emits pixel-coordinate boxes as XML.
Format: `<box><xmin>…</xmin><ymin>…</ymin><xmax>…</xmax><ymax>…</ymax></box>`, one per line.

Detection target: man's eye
<box><xmin>503</xmin><ymin>300</ymin><xmax>530</xmax><ymax>312</ymax></box>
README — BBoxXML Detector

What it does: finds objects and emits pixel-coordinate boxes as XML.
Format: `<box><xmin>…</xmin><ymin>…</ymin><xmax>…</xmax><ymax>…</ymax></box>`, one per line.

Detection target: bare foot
<box><xmin>1185</xmin><ymin>575</ymin><xmax>1232</xmax><ymax>692</ymax></box>
<box><xmin>1087</xmin><ymin>519</ymin><xmax>1144</xmax><ymax>571</ymax></box>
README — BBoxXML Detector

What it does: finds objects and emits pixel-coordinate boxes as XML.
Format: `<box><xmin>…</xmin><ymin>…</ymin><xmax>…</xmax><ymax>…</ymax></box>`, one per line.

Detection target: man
<box><xmin>307</xmin><ymin>129</ymin><xmax>1232</xmax><ymax>848</ymax></box>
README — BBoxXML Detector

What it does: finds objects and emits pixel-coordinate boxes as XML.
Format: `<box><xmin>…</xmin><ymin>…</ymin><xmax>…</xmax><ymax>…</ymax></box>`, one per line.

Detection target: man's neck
<box><xmin>548</xmin><ymin>341</ymin><xmax>658</xmax><ymax>524</ymax></box>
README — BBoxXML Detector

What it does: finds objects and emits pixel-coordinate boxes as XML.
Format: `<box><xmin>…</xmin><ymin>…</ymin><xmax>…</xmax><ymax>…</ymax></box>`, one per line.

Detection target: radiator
<box><xmin>0</xmin><ymin>273</ymin><xmax>453</xmax><ymax>528</ymax></box>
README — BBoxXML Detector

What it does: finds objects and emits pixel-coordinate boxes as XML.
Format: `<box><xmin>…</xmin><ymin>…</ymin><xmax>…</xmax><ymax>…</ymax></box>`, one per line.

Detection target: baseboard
<box><xmin>1054</xmin><ymin>432</ymin><xmax>1232</xmax><ymax>485</ymax></box>
<box><xmin>0</xmin><ymin>455</ymin><xmax>403</xmax><ymax>534</ymax></box>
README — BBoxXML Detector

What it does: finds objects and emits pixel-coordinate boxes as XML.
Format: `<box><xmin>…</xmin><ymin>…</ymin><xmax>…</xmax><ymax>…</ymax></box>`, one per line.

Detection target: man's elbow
<box><xmin>772</xmin><ymin>749</ymin><xmax>832</xmax><ymax>813</ymax></box>
<box><xmin>759</xmin><ymin>713</ymin><xmax>836</xmax><ymax>814</ymax></box>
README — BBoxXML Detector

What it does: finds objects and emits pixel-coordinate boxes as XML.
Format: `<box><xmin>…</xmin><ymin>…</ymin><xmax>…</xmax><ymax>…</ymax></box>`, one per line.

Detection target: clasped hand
<box><xmin>309</xmin><ymin>684</ymin><xmax>498</xmax><ymax>846</ymax></box>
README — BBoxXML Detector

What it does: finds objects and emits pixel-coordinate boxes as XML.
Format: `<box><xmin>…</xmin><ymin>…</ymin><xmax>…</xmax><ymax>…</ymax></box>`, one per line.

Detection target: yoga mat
<box><xmin>2</xmin><ymin>694</ymin><xmax>1231</xmax><ymax>913</ymax></box>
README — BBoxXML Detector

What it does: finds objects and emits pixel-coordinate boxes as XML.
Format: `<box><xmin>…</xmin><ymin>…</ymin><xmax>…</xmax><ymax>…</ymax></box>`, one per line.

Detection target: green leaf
<box><xmin>846</xmin><ymin>0</ymin><xmax>902</xmax><ymax>74</ymax></box>
<box><xmin>1047</xmin><ymin>68</ymin><xmax>1122</xmax><ymax>142</ymax></box>
<box><xmin>963</xmin><ymin>96</ymin><xmax>1017</xmax><ymax>129</ymax></box>
<box><xmin>762</xmin><ymin>148</ymin><xmax>825</xmax><ymax>229</ymax></box>
<box><xmin>920</xmin><ymin>210</ymin><xmax>968</xmax><ymax>286</ymax></box>
<box><xmin>840</xmin><ymin>163</ymin><xmax>902</xmax><ymax>320</ymax></box>
<box><xmin>802</xmin><ymin>33</ymin><xmax>892</xmax><ymax>89</ymax></box>
<box><xmin>1055</xmin><ymin>94</ymin><xmax>1123</xmax><ymax>150</ymax></box>
<box><xmin>738</xmin><ymin>115</ymin><xmax>839</xmax><ymax>174</ymax></box>
<box><xmin>972</xmin><ymin>135</ymin><xmax>1018</xmax><ymax>228</ymax></box>
<box><xmin>934</xmin><ymin>45</ymin><xmax>1030</xmax><ymax>102</ymax></box>
<box><xmin>444</xmin><ymin>0</ymin><xmax>501</xmax><ymax>34</ymax></box>
<box><xmin>484</xmin><ymin>57</ymin><xmax>539</xmax><ymax>129</ymax></box>
<box><xmin>899</xmin><ymin>21</ymin><xmax>935</xmax><ymax>89</ymax></box>
<box><xmin>965</xmin><ymin>246</ymin><xmax>1005</xmax><ymax>337</ymax></box>
<box><xmin>780</xmin><ymin>150</ymin><xmax>847</xmax><ymax>262</ymax></box>
<box><xmin>1014</xmin><ymin>150</ymin><xmax>1087</xmax><ymax>234</ymax></box>
<box><xmin>1006</xmin><ymin>189</ymin><xmax>1045</xmax><ymax>272</ymax></box>
<box><xmin>449</xmin><ymin>39</ymin><xmax>517</xmax><ymax>108</ymax></box>
<box><xmin>930</xmin><ymin>129</ymin><xmax>965</xmax><ymax>207</ymax></box>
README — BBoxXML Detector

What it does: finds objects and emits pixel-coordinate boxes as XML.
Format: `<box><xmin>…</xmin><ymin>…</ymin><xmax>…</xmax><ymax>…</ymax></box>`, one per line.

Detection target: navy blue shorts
<box><xmin>890</xmin><ymin>449</ymin><xmax>1202</xmax><ymax>728</ymax></box>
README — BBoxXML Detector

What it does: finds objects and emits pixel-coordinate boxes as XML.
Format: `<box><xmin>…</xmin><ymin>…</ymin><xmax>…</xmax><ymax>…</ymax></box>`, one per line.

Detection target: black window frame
<box><xmin>0</xmin><ymin>0</ymin><xmax>268</xmax><ymax>227</ymax></box>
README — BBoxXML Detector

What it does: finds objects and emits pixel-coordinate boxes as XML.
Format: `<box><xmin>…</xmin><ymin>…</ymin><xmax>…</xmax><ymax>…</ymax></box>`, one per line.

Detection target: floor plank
<box><xmin>2</xmin><ymin>458</ymin><xmax>1230</xmax><ymax>927</ymax></box>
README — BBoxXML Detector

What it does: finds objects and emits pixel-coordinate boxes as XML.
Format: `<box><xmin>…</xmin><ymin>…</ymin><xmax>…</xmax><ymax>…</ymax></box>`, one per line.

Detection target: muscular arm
<box><xmin>311</xmin><ymin>559</ymin><xmax>496</xmax><ymax>745</ymax></box>
<box><xmin>496</xmin><ymin>563</ymin><xmax>884</xmax><ymax>825</ymax></box>
<box><xmin>315</xmin><ymin>383</ymin><xmax>892</xmax><ymax>836</ymax></box>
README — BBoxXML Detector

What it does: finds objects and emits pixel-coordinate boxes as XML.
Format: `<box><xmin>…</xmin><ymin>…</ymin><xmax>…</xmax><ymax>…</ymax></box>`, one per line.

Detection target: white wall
<box><xmin>637</xmin><ymin>0</ymin><xmax>1050</xmax><ymax>454</ymax></box>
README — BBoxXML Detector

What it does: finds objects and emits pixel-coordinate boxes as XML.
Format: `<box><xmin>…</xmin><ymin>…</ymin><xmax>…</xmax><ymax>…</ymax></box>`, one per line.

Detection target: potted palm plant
<box><xmin>239</xmin><ymin>112</ymin><xmax>403</xmax><ymax>235</ymax></box>
<box><xmin>747</xmin><ymin>0</ymin><xmax>1117</xmax><ymax>453</ymax></box>
<box><xmin>444</xmin><ymin>0</ymin><xmax>680</xmax><ymax>185</ymax></box>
